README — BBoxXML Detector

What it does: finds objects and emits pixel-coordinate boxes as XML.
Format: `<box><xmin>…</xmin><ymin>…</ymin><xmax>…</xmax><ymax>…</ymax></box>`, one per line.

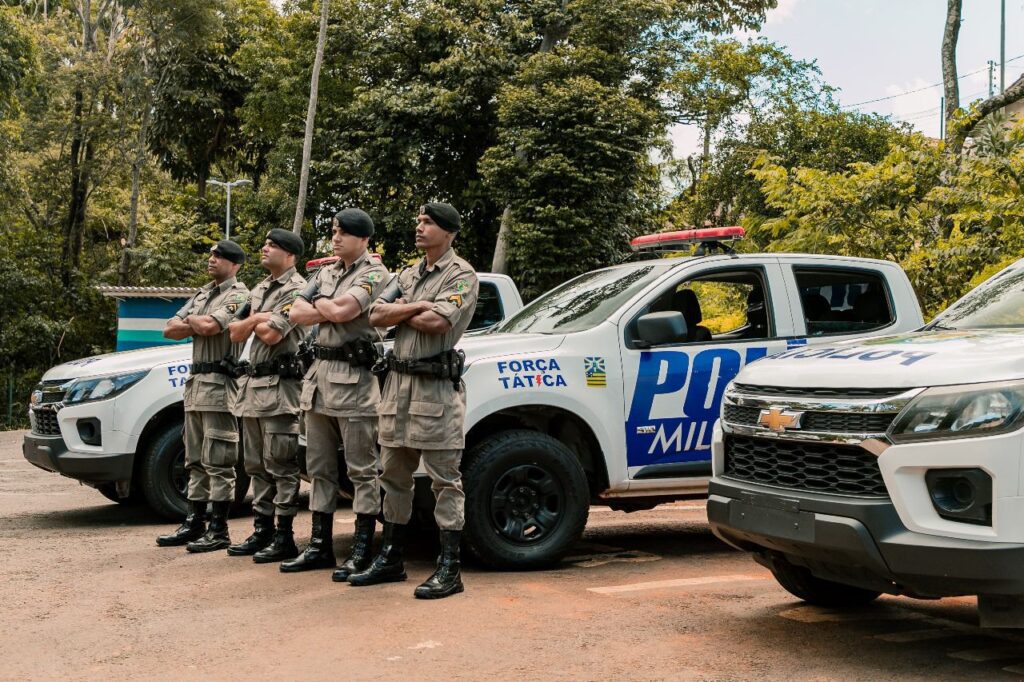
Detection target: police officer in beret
<box><xmin>226</xmin><ymin>229</ymin><xmax>308</xmax><ymax>563</ymax></box>
<box><xmin>349</xmin><ymin>202</ymin><xmax>479</xmax><ymax>599</ymax></box>
<box><xmin>156</xmin><ymin>240</ymin><xmax>249</xmax><ymax>552</ymax></box>
<box><xmin>283</xmin><ymin>208</ymin><xmax>390</xmax><ymax>576</ymax></box>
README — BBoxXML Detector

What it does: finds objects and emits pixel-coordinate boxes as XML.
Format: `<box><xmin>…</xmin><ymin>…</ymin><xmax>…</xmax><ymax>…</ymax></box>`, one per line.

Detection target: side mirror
<box><xmin>636</xmin><ymin>311</ymin><xmax>687</xmax><ymax>347</ymax></box>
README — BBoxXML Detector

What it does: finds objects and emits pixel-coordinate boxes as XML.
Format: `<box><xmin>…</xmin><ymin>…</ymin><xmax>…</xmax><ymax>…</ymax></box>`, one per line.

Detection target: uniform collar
<box><xmin>334</xmin><ymin>251</ymin><xmax>370</xmax><ymax>273</ymax></box>
<box><xmin>271</xmin><ymin>266</ymin><xmax>297</xmax><ymax>284</ymax></box>
<box><xmin>215</xmin><ymin>276</ymin><xmax>237</xmax><ymax>294</ymax></box>
<box><xmin>419</xmin><ymin>247</ymin><xmax>456</xmax><ymax>275</ymax></box>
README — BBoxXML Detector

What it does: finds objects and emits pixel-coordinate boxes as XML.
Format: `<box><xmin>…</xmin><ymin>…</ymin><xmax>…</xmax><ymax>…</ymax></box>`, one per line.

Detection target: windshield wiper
<box><xmin>927</xmin><ymin>323</ymin><xmax>957</xmax><ymax>331</ymax></box>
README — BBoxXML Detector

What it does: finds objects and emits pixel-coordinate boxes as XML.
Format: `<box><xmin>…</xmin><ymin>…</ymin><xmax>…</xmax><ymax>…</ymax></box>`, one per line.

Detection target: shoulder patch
<box><xmin>228</xmin><ymin>293</ymin><xmax>247</xmax><ymax>304</ymax></box>
<box><xmin>455</xmin><ymin>279</ymin><xmax>469</xmax><ymax>294</ymax></box>
<box><xmin>447</xmin><ymin>294</ymin><xmax>463</xmax><ymax>308</ymax></box>
<box><xmin>367</xmin><ymin>272</ymin><xmax>382</xmax><ymax>284</ymax></box>
<box><xmin>360</xmin><ymin>283</ymin><xmax>373</xmax><ymax>296</ymax></box>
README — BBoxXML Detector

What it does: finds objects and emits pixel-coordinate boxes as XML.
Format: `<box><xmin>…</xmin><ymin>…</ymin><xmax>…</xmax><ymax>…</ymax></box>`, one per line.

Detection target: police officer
<box><xmin>283</xmin><ymin>208</ymin><xmax>389</xmax><ymax>576</ymax></box>
<box><xmin>226</xmin><ymin>229</ymin><xmax>308</xmax><ymax>563</ymax></box>
<box><xmin>348</xmin><ymin>202</ymin><xmax>479</xmax><ymax>599</ymax></box>
<box><xmin>156</xmin><ymin>240</ymin><xmax>249</xmax><ymax>552</ymax></box>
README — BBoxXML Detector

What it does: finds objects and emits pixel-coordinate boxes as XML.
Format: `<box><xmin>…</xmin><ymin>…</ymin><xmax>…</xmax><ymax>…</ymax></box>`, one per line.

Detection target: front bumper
<box><xmin>22</xmin><ymin>433</ymin><xmax>134</xmax><ymax>483</ymax></box>
<box><xmin>708</xmin><ymin>477</ymin><xmax>1024</xmax><ymax>598</ymax></box>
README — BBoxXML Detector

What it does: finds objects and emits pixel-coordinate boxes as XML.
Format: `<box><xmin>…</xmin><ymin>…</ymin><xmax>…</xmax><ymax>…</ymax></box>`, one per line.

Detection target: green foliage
<box><xmin>746</xmin><ymin>121</ymin><xmax>1024</xmax><ymax>318</ymax></box>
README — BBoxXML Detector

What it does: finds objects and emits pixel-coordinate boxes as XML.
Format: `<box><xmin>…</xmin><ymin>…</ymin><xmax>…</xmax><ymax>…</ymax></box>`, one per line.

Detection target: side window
<box><xmin>794</xmin><ymin>268</ymin><xmax>894</xmax><ymax>336</ymax></box>
<box><xmin>631</xmin><ymin>267</ymin><xmax>774</xmax><ymax>346</ymax></box>
<box><xmin>468</xmin><ymin>281</ymin><xmax>503</xmax><ymax>331</ymax></box>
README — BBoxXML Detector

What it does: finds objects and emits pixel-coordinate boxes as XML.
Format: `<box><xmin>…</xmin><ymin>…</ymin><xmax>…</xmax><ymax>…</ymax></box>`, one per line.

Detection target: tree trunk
<box><xmin>941</xmin><ymin>0</ymin><xmax>961</xmax><ymax>130</ymax></box>
<box><xmin>940</xmin><ymin>0</ymin><xmax>1024</xmax><ymax>154</ymax></box>
<box><xmin>119</xmin><ymin>105</ymin><xmax>150</xmax><ymax>285</ymax></box>
<box><xmin>491</xmin><ymin>15</ymin><xmax>568</xmax><ymax>274</ymax></box>
<box><xmin>292</xmin><ymin>0</ymin><xmax>329</xmax><ymax>235</ymax></box>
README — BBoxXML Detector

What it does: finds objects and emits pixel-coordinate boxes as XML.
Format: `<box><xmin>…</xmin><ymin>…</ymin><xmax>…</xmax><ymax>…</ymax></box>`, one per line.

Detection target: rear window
<box><xmin>468</xmin><ymin>281</ymin><xmax>504</xmax><ymax>331</ymax></box>
<box><xmin>794</xmin><ymin>268</ymin><xmax>895</xmax><ymax>336</ymax></box>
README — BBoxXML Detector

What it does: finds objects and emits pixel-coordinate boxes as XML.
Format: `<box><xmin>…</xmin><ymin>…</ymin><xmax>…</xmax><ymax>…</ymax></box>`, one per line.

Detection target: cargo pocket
<box><xmin>264</xmin><ymin>419</ymin><xmax>299</xmax><ymax>464</ymax></box>
<box><xmin>251</xmin><ymin>375</ymin><xmax>280</xmax><ymax>412</ymax></box>
<box><xmin>204</xmin><ymin>428</ymin><xmax>239</xmax><ymax>466</ymax></box>
<box><xmin>324</xmin><ymin>366</ymin><xmax>358</xmax><ymax>411</ymax></box>
<box><xmin>408</xmin><ymin>401</ymin><xmax>445</xmax><ymax>442</ymax></box>
<box><xmin>377</xmin><ymin>401</ymin><xmax>398</xmax><ymax>441</ymax></box>
<box><xmin>194</xmin><ymin>374</ymin><xmax>229</xmax><ymax>408</ymax></box>
<box><xmin>299</xmin><ymin>379</ymin><xmax>316</xmax><ymax>412</ymax></box>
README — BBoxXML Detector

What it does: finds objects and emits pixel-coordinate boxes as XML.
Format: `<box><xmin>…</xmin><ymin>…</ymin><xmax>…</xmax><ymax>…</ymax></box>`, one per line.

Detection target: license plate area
<box><xmin>728</xmin><ymin>491</ymin><xmax>815</xmax><ymax>542</ymax></box>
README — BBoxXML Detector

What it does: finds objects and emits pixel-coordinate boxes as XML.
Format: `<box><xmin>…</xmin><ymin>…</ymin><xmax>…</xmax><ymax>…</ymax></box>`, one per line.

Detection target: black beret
<box><xmin>334</xmin><ymin>208</ymin><xmax>375</xmax><ymax>238</ymax></box>
<box><xmin>421</xmin><ymin>202</ymin><xmax>461</xmax><ymax>233</ymax></box>
<box><xmin>266</xmin><ymin>228</ymin><xmax>304</xmax><ymax>256</ymax></box>
<box><xmin>211</xmin><ymin>239</ymin><xmax>246</xmax><ymax>265</ymax></box>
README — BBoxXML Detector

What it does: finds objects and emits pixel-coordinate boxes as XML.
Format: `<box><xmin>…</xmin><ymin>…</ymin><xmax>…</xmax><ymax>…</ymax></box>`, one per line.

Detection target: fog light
<box><xmin>925</xmin><ymin>468</ymin><xmax>992</xmax><ymax>526</ymax></box>
<box><xmin>77</xmin><ymin>418</ymin><xmax>102</xmax><ymax>446</ymax></box>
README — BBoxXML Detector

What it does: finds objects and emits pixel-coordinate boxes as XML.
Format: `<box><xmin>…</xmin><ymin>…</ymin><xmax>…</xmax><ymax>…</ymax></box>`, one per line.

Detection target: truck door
<box><xmin>618</xmin><ymin>259</ymin><xmax>796</xmax><ymax>480</ymax></box>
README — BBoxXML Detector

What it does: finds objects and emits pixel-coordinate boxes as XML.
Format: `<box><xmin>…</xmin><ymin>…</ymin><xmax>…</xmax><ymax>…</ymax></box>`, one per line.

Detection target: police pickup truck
<box><xmin>708</xmin><ymin>256</ymin><xmax>1024</xmax><ymax>627</ymax></box>
<box><xmin>448</xmin><ymin>228</ymin><xmax>923</xmax><ymax>568</ymax></box>
<box><xmin>23</xmin><ymin>265</ymin><xmax>522</xmax><ymax>519</ymax></box>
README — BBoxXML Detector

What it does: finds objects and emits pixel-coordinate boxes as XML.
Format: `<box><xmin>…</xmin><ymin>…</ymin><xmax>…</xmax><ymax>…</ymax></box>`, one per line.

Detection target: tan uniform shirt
<box><xmin>300</xmin><ymin>253</ymin><xmax>389</xmax><ymax>418</ymax></box>
<box><xmin>232</xmin><ymin>267</ymin><xmax>307</xmax><ymax>418</ymax></box>
<box><xmin>370</xmin><ymin>248</ymin><xmax>479</xmax><ymax>450</ymax></box>
<box><xmin>179</xmin><ymin>277</ymin><xmax>249</xmax><ymax>413</ymax></box>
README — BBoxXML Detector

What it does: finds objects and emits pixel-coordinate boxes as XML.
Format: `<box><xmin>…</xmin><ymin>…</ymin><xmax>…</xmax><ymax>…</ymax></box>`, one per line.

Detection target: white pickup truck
<box><xmin>23</xmin><ymin>269</ymin><xmax>522</xmax><ymax>518</ymax></box>
<box><xmin>444</xmin><ymin>229</ymin><xmax>923</xmax><ymax>568</ymax></box>
<box><xmin>708</xmin><ymin>256</ymin><xmax>1024</xmax><ymax>627</ymax></box>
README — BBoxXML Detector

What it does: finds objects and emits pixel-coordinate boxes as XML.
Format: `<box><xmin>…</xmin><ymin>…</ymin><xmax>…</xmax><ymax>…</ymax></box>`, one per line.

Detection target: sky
<box><xmin>672</xmin><ymin>0</ymin><xmax>1024</xmax><ymax>156</ymax></box>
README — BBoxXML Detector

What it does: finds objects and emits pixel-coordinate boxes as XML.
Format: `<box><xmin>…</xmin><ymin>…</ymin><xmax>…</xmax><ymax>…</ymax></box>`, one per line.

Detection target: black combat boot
<box><xmin>280</xmin><ymin>511</ymin><xmax>336</xmax><ymax>572</ymax></box>
<box><xmin>414</xmin><ymin>530</ymin><xmax>465</xmax><ymax>599</ymax></box>
<box><xmin>332</xmin><ymin>514</ymin><xmax>376</xmax><ymax>582</ymax></box>
<box><xmin>156</xmin><ymin>500</ymin><xmax>207</xmax><ymax>547</ymax></box>
<box><xmin>253</xmin><ymin>514</ymin><xmax>299</xmax><ymax>563</ymax></box>
<box><xmin>347</xmin><ymin>521</ymin><xmax>407</xmax><ymax>586</ymax></box>
<box><xmin>227</xmin><ymin>512</ymin><xmax>275</xmax><ymax>556</ymax></box>
<box><xmin>186</xmin><ymin>501</ymin><xmax>232</xmax><ymax>553</ymax></box>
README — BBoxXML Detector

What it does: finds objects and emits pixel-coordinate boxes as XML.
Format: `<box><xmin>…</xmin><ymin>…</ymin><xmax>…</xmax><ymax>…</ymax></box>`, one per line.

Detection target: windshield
<box><xmin>496</xmin><ymin>263</ymin><xmax>672</xmax><ymax>334</ymax></box>
<box><xmin>930</xmin><ymin>265</ymin><xmax>1024</xmax><ymax>329</ymax></box>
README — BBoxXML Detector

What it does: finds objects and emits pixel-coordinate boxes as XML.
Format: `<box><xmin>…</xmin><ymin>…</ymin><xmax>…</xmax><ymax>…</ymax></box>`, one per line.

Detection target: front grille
<box><xmin>30</xmin><ymin>380</ymin><xmax>67</xmax><ymax>437</ymax></box>
<box><xmin>723</xmin><ymin>434</ymin><xmax>888</xmax><ymax>497</ymax></box>
<box><xmin>722</xmin><ymin>404</ymin><xmax>896</xmax><ymax>434</ymax></box>
<box><xmin>731</xmin><ymin>384</ymin><xmax>903</xmax><ymax>400</ymax></box>
<box><xmin>30</xmin><ymin>407</ymin><xmax>61</xmax><ymax>436</ymax></box>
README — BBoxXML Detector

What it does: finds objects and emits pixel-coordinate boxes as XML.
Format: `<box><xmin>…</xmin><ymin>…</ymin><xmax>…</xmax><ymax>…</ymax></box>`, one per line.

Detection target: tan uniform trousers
<box><xmin>241</xmin><ymin>414</ymin><xmax>300</xmax><ymax>517</ymax></box>
<box><xmin>184</xmin><ymin>410</ymin><xmax>239</xmax><ymax>503</ymax></box>
<box><xmin>305</xmin><ymin>412</ymin><xmax>380</xmax><ymax>515</ymax></box>
<box><xmin>380</xmin><ymin>446</ymin><xmax>464</xmax><ymax>530</ymax></box>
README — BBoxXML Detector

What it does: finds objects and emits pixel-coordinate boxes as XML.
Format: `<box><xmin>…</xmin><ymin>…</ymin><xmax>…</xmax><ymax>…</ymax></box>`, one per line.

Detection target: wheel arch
<box><xmin>131</xmin><ymin>401</ymin><xmax>184</xmax><ymax>485</ymax></box>
<box><xmin>465</xmin><ymin>405</ymin><xmax>609</xmax><ymax>500</ymax></box>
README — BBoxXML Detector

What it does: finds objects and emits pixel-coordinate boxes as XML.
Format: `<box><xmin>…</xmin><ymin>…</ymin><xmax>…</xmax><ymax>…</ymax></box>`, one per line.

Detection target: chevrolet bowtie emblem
<box><xmin>758</xmin><ymin>407</ymin><xmax>804</xmax><ymax>432</ymax></box>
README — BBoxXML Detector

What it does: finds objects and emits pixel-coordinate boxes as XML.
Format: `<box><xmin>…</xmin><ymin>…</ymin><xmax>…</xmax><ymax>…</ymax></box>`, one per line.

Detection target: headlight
<box><xmin>888</xmin><ymin>380</ymin><xmax>1024</xmax><ymax>442</ymax></box>
<box><xmin>61</xmin><ymin>370</ymin><xmax>150</xmax><ymax>405</ymax></box>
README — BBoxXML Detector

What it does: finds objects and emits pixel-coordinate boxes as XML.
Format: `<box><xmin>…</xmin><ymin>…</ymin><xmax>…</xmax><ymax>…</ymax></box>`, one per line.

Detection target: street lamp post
<box><xmin>208</xmin><ymin>178</ymin><xmax>252</xmax><ymax>240</ymax></box>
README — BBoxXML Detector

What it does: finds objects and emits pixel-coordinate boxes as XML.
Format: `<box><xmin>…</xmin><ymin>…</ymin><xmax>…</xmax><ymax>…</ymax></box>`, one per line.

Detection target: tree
<box><xmin>942</xmin><ymin>0</ymin><xmax>1024</xmax><ymax>153</ymax></box>
<box><xmin>667</xmin><ymin>37</ymin><xmax>828</xmax><ymax>188</ymax></box>
<box><xmin>670</xmin><ymin>106</ymin><xmax>911</xmax><ymax>230</ymax></box>
<box><xmin>291</xmin><ymin>0</ymin><xmax>328</xmax><ymax>234</ymax></box>
<box><xmin>482</xmin><ymin>0</ymin><xmax>778</xmax><ymax>296</ymax></box>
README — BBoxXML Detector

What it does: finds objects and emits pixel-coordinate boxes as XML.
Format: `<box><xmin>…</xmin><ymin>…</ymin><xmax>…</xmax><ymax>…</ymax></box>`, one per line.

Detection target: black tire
<box><xmin>462</xmin><ymin>430</ymin><xmax>590</xmax><ymax>570</ymax></box>
<box><xmin>770</xmin><ymin>559</ymin><xmax>882</xmax><ymax>607</ymax></box>
<box><xmin>139</xmin><ymin>420</ymin><xmax>251</xmax><ymax>520</ymax></box>
<box><xmin>139</xmin><ymin>421</ymin><xmax>189</xmax><ymax>520</ymax></box>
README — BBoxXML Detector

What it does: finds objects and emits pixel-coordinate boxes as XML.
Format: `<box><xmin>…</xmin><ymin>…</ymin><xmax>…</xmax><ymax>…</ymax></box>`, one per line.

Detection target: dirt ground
<box><xmin>4</xmin><ymin>429</ymin><xmax>1024</xmax><ymax>681</ymax></box>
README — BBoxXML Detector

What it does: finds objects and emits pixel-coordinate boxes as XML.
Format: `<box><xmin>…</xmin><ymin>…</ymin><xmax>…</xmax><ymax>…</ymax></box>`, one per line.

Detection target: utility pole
<box><xmin>989</xmin><ymin>60</ymin><xmax>996</xmax><ymax>97</ymax></box>
<box><xmin>940</xmin><ymin>96</ymin><xmax>946</xmax><ymax>139</ymax></box>
<box><xmin>208</xmin><ymin>178</ymin><xmax>251</xmax><ymax>240</ymax></box>
<box><xmin>1001</xmin><ymin>0</ymin><xmax>1006</xmax><ymax>92</ymax></box>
